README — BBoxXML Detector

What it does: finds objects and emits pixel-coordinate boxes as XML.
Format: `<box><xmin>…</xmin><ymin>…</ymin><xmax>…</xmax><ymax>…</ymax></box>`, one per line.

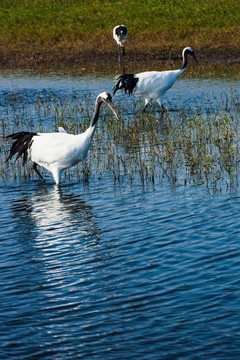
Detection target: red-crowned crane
<box><xmin>6</xmin><ymin>92</ymin><xmax>118</xmax><ymax>185</ymax></box>
<box><xmin>113</xmin><ymin>25</ymin><xmax>128</xmax><ymax>73</ymax></box>
<box><xmin>113</xmin><ymin>47</ymin><xmax>198</xmax><ymax>111</ymax></box>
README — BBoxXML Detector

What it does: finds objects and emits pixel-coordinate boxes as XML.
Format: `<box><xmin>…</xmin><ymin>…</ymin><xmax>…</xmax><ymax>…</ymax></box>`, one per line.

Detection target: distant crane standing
<box><xmin>6</xmin><ymin>92</ymin><xmax>118</xmax><ymax>185</ymax></box>
<box><xmin>113</xmin><ymin>47</ymin><xmax>198</xmax><ymax>111</ymax></box>
<box><xmin>113</xmin><ymin>25</ymin><xmax>128</xmax><ymax>73</ymax></box>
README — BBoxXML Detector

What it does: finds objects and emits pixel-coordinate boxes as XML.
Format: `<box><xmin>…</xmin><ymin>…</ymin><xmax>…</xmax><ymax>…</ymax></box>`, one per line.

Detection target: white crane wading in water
<box><xmin>6</xmin><ymin>92</ymin><xmax>118</xmax><ymax>185</ymax></box>
<box><xmin>113</xmin><ymin>47</ymin><xmax>198</xmax><ymax>111</ymax></box>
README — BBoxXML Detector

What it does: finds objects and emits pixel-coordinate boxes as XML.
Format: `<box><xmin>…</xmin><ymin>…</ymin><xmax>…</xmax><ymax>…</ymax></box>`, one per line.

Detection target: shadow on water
<box><xmin>0</xmin><ymin>183</ymin><xmax>109</xmax><ymax>359</ymax></box>
<box><xmin>11</xmin><ymin>184</ymin><xmax>101</xmax><ymax>245</ymax></box>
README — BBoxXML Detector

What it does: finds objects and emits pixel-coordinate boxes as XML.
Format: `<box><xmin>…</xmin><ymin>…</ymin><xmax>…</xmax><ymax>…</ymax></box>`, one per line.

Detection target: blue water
<box><xmin>0</xmin><ymin>69</ymin><xmax>240</xmax><ymax>359</ymax></box>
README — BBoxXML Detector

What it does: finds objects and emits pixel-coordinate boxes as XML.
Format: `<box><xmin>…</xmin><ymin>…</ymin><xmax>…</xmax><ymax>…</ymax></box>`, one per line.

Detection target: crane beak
<box><xmin>193</xmin><ymin>52</ymin><xmax>198</xmax><ymax>64</ymax></box>
<box><xmin>106</xmin><ymin>100</ymin><xmax>119</xmax><ymax>120</ymax></box>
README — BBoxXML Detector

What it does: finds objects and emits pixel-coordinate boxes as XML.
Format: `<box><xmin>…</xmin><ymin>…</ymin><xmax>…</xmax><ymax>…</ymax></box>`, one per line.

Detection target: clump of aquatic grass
<box><xmin>95</xmin><ymin>91</ymin><xmax>240</xmax><ymax>190</ymax></box>
<box><xmin>1</xmin><ymin>89</ymin><xmax>240</xmax><ymax>192</ymax></box>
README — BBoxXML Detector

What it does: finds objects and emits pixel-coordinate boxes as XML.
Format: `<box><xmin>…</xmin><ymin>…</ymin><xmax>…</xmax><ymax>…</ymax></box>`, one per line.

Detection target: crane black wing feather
<box><xmin>113</xmin><ymin>74</ymin><xmax>139</xmax><ymax>95</ymax></box>
<box><xmin>115</xmin><ymin>25</ymin><xmax>128</xmax><ymax>38</ymax></box>
<box><xmin>6</xmin><ymin>131</ymin><xmax>38</xmax><ymax>164</ymax></box>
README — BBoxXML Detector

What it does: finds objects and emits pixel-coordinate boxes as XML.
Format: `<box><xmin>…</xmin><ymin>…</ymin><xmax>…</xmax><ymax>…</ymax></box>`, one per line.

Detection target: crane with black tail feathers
<box><xmin>6</xmin><ymin>92</ymin><xmax>118</xmax><ymax>185</ymax></box>
<box><xmin>113</xmin><ymin>25</ymin><xmax>128</xmax><ymax>73</ymax></box>
<box><xmin>113</xmin><ymin>47</ymin><xmax>198</xmax><ymax>111</ymax></box>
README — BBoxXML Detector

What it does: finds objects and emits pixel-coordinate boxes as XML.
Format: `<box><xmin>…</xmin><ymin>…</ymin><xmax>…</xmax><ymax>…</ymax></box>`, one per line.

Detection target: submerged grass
<box><xmin>1</xmin><ymin>86</ymin><xmax>240</xmax><ymax>192</ymax></box>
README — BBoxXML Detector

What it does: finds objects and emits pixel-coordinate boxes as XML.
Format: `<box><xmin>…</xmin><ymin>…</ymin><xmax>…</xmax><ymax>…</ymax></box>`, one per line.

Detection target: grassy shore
<box><xmin>0</xmin><ymin>0</ymin><xmax>239</xmax><ymax>68</ymax></box>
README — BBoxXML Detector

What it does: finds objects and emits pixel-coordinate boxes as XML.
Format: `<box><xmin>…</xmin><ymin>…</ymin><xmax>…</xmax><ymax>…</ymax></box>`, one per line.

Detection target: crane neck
<box><xmin>180</xmin><ymin>51</ymin><xmax>188</xmax><ymax>70</ymax></box>
<box><xmin>90</xmin><ymin>98</ymin><xmax>103</xmax><ymax>128</ymax></box>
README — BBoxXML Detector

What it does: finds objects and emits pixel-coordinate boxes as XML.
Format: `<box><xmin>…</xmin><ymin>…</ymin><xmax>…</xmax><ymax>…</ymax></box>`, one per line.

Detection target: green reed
<box><xmin>1</xmin><ymin>90</ymin><xmax>240</xmax><ymax>191</ymax></box>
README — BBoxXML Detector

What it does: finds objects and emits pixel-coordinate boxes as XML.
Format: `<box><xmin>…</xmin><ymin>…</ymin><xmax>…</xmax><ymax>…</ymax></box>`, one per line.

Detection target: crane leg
<box><xmin>143</xmin><ymin>99</ymin><xmax>151</xmax><ymax>112</ymax></box>
<box><xmin>51</xmin><ymin>167</ymin><xmax>62</xmax><ymax>186</ymax></box>
<box><xmin>118</xmin><ymin>46</ymin><xmax>121</xmax><ymax>64</ymax></box>
<box><xmin>157</xmin><ymin>99</ymin><xmax>165</xmax><ymax>112</ymax></box>
<box><xmin>32</xmin><ymin>162</ymin><xmax>45</xmax><ymax>182</ymax></box>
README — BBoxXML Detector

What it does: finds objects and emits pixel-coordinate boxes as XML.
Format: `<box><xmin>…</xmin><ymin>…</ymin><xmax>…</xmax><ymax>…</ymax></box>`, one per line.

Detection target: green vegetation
<box><xmin>0</xmin><ymin>0</ymin><xmax>239</xmax><ymax>66</ymax></box>
<box><xmin>1</xmin><ymin>88</ymin><xmax>240</xmax><ymax>192</ymax></box>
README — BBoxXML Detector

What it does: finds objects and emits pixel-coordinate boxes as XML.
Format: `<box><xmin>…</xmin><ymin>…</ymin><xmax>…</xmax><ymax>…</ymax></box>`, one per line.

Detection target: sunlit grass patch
<box><xmin>0</xmin><ymin>0</ymin><xmax>239</xmax><ymax>66</ymax></box>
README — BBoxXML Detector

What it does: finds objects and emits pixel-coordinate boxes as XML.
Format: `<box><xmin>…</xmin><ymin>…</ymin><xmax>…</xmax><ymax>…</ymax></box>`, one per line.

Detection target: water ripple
<box><xmin>1</xmin><ymin>68</ymin><xmax>240</xmax><ymax>359</ymax></box>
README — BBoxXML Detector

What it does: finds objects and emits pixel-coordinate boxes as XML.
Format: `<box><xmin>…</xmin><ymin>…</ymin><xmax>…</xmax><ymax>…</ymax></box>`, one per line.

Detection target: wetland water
<box><xmin>0</xmin><ymin>68</ymin><xmax>240</xmax><ymax>359</ymax></box>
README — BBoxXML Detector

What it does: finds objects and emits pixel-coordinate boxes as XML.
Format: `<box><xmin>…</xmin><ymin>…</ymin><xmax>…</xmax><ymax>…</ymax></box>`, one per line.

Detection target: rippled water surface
<box><xmin>0</xmin><ymin>68</ymin><xmax>240</xmax><ymax>359</ymax></box>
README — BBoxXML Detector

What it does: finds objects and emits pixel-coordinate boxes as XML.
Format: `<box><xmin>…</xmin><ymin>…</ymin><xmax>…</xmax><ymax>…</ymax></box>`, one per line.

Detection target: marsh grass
<box><xmin>1</xmin><ymin>87</ymin><xmax>240</xmax><ymax>192</ymax></box>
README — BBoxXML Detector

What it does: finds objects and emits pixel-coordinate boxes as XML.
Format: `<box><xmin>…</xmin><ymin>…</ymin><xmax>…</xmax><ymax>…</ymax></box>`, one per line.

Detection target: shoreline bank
<box><xmin>0</xmin><ymin>47</ymin><xmax>239</xmax><ymax>70</ymax></box>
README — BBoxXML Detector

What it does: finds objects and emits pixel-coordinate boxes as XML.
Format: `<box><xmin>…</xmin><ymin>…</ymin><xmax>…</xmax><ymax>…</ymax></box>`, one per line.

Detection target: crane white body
<box><xmin>132</xmin><ymin>68</ymin><xmax>184</xmax><ymax>107</ymax></box>
<box><xmin>29</xmin><ymin>128</ymin><xmax>95</xmax><ymax>184</ymax></box>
